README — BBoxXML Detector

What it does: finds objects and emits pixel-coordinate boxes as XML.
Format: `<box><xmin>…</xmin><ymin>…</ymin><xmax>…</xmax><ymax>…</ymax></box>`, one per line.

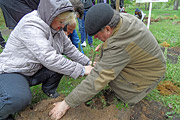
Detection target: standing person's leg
<box><xmin>79</xmin><ymin>11</ymin><xmax>86</xmax><ymax>47</ymax></box>
<box><xmin>70</xmin><ymin>30</ymin><xmax>80</xmax><ymax>48</ymax></box>
<box><xmin>0</xmin><ymin>32</ymin><xmax>6</xmax><ymax>49</ymax></box>
<box><xmin>83</xmin><ymin>10</ymin><xmax>93</xmax><ymax>47</ymax></box>
<box><xmin>78</xmin><ymin>18</ymin><xmax>82</xmax><ymax>33</ymax></box>
<box><xmin>0</xmin><ymin>73</ymin><xmax>32</xmax><ymax>119</ymax></box>
<box><xmin>0</xmin><ymin>4</ymin><xmax>17</xmax><ymax>29</ymax></box>
<box><xmin>70</xmin><ymin>29</ymin><xmax>84</xmax><ymax>53</ymax></box>
<box><xmin>92</xmin><ymin>0</ymin><xmax>95</xmax><ymax>5</ymax></box>
<box><xmin>120</xmin><ymin>0</ymin><xmax>124</xmax><ymax>8</ymax></box>
<box><xmin>25</xmin><ymin>67</ymin><xmax>63</xmax><ymax>98</ymax></box>
<box><xmin>110</xmin><ymin>0</ymin><xmax>116</xmax><ymax>9</ymax></box>
<box><xmin>0</xmin><ymin>1</ymin><xmax>33</xmax><ymax>29</ymax></box>
<box><xmin>87</xmin><ymin>35</ymin><xmax>93</xmax><ymax>48</ymax></box>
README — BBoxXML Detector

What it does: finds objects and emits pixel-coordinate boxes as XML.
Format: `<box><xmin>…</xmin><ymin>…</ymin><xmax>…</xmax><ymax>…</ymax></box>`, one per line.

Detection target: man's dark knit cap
<box><xmin>85</xmin><ymin>3</ymin><xmax>114</xmax><ymax>36</ymax></box>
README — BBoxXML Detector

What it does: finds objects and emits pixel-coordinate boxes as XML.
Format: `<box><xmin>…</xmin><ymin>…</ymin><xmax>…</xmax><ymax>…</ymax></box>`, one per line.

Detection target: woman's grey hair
<box><xmin>107</xmin><ymin>10</ymin><xmax>120</xmax><ymax>28</ymax></box>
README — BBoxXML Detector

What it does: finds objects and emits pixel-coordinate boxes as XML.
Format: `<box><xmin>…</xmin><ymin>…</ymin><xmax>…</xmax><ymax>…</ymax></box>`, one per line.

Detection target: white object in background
<box><xmin>136</xmin><ymin>0</ymin><xmax>168</xmax><ymax>29</ymax></box>
<box><xmin>136</xmin><ymin>0</ymin><xmax>168</xmax><ymax>3</ymax></box>
<box><xmin>81</xmin><ymin>41</ymin><xmax>86</xmax><ymax>47</ymax></box>
<box><xmin>147</xmin><ymin>2</ymin><xmax>152</xmax><ymax>29</ymax></box>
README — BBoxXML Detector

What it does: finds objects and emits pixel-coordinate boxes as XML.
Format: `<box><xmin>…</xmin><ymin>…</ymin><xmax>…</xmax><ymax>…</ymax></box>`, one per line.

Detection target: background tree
<box><xmin>173</xmin><ymin>0</ymin><xmax>179</xmax><ymax>10</ymax></box>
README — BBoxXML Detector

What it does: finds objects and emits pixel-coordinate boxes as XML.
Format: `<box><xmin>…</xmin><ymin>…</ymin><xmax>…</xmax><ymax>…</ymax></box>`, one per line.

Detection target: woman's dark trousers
<box><xmin>0</xmin><ymin>67</ymin><xmax>62</xmax><ymax>119</ymax></box>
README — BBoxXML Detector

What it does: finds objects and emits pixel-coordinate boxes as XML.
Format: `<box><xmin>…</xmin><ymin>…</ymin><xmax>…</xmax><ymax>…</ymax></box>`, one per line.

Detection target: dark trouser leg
<box><xmin>0</xmin><ymin>32</ymin><xmax>6</xmax><ymax>48</ymax></box>
<box><xmin>25</xmin><ymin>67</ymin><xmax>63</xmax><ymax>95</ymax></box>
<box><xmin>110</xmin><ymin>0</ymin><xmax>116</xmax><ymax>9</ymax></box>
<box><xmin>0</xmin><ymin>4</ymin><xmax>33</xmax><ymax>29</ymax></box>
<box><xmin>0</xmin><ymin>73</ymin><xmax>32</xmax><ymax>119</ymax></box>
<box><xmin>0</xmin><ymin>5</ymin><xmax>17</xmax><ymax>29</ymax></box>
<box><xmin>42</xmin><ymin>70</ymin><xmax>63</xmax><ymax>94</ymax></box>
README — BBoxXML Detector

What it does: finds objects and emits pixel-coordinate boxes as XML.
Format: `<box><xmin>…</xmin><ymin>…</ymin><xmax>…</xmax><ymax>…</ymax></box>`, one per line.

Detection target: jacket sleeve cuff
<box><xmin>80</xmin><ymin>67</ymin><xmax>85</xmax><ymax>76</ymax></box>
<box><xmin>64</xmin><ymin>97</ymin><xmax>79</xmax><ymax>108</ymax></box>
<box><xmin>81</xmin><ymin>56</ymin><xmax>90</xmax><ymax>66</ymax></box>
<box><xmin>70</xmin><ymin>63</ymin><xmax>83</xmax><ymax>79</ymax></box>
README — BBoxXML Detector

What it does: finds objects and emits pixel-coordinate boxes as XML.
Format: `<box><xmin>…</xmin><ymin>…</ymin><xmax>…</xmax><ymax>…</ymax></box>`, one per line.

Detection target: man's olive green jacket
<box><xmin>65</xmin><ymin>13</ymin><xmax>166</xmax><ymax>107</ymax></box>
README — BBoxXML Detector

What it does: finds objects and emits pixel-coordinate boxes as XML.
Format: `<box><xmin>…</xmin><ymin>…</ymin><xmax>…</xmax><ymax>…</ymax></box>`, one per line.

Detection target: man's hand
<box><xmin>95</xmin><ymin>44</ymin><xmax>102</xmax><ymax>51</ymax></box>
<box><xmin>49</xmin><ymin>100</ymin><xmax>70</xmax><ymax>120</ymax></box>
<box><xmin>84</xmin><ymin>65</ymin><xmax>93</xmax><ymax>75</ymax></box>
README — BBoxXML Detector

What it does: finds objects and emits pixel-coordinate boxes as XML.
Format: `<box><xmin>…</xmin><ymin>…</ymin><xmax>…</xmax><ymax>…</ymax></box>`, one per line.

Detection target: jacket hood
<box><xmin>37</xmin><ymin>0</ymin><xmax>74</xmax><ymax>26</ymax></box>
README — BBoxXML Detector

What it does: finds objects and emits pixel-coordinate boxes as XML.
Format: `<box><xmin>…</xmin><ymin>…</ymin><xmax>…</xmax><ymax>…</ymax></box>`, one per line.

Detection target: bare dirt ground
<box><xmin>16</xmin><ymin>93</ymin><xmax>180</xmax><ymax>120</ymax></box>
<box><xmin>16</xmin><ymin>47</ymin><xmax>180</xmax><ymax>120</ymax></box>
<box><xmin>16</xmin><ymin>95</ymin><xmax>121</xmax><ymax>120</ymax></box>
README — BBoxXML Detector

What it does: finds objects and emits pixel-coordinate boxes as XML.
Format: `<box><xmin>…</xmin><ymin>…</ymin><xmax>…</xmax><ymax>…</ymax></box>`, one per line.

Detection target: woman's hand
<box><xmin>89</xmin><ymin>61</ymin><xmax>96</xmax><ymax>67</ymax></box>
<box><xmin>49</xmin><ymin>100</ymin><xmax>70</xmax><ymax>120</ymax></box>
<box><xmin>84</xmin><ymin>65</ymin><xmax>94</xmax><ymax>75</ymax></box>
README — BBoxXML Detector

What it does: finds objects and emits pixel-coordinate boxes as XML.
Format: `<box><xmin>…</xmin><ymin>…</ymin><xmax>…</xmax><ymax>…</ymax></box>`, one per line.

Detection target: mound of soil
<box><xmin>161</xmin><ymin>47</ymin><xmax>180</xmax><ymax>64</ymax></box>
<box><xmin>16</xmin><ymin>95</ymin><xmax>121</xmax><ymax>120</ymax></box>
<box><xmin>157</xmin><ymin>81</ymin><xmax>180</xmax><ymax>95</ymax></box>
<box><xmin>16</xmin><ymin>95</ymin><xmax>179</xmax><ymax>120</ymax></box>
<box><xmin>168</xmin><ymin>47</ymin><xmax>180</xmax><ymax>56</ymax></box>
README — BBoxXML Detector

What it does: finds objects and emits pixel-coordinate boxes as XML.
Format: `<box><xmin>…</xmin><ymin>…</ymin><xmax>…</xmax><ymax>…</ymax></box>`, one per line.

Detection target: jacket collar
<box><xmin>111</xmin><ymin>17</ymin><xmax>122</xmax><ymax>36</ymax></box>
<box><xmin>102</xmin><ymin>17</ymin><xmax>123</xmax><ymax>49</ymax></box>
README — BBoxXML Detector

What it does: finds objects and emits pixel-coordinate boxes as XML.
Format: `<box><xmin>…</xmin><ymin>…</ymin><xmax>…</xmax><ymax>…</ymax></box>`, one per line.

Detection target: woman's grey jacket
<box><xmin>0</xmin><ymin>0</ymin><xmax>89</xmax><ymax>79</ymax></box>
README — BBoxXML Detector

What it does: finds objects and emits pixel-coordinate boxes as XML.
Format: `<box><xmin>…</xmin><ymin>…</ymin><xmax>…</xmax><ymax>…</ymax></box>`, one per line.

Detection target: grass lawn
<box><xmin>0</xmin><ymin>8</ymin><xmax>180</xmax><ymax>116</ymax></box>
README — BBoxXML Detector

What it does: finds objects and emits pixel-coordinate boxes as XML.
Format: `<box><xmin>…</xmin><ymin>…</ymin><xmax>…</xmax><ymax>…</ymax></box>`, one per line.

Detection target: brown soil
<box><xmin>143</xmin><ymin>17</ymin><xmax>163</xmax><ymax>24</ymax></box>
<box><xmin>157</xmin><ymin>81</ymin><xmax>180</xmax><ymax>95</ymax></box>
<box><xmin>143</xmin><ymin>16</ymin><xmax>179</xmax><ymax>24</ymax></box>
<box><xmin>16</xmin><ymin>47</ymin><xmax>180</xmax><ymax>120</ymax></box>
<box><xmin>168</xmin><ymin>47</ymin><xmax>180</xmax><ymax>55</ymax></box>
<box><xmin>16</xmin><ymin>95</ymin><xmax>121</xmax><ymax>120</ymax></box>
<box><xmin>161</xmin><ymin>47</ymin><xmax>180</xmax><ymax>64</ymax></box>
<box><xmin>16</xmin><ymin>94</ymin><xmax>180</xmax><ymax>120</ymax></box>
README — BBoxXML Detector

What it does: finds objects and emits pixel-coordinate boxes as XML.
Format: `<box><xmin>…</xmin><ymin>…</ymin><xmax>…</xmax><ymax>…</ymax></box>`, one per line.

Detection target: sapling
<box><xmin>91</xmin><ymin>48</ymin><xmax>96</xmax><ymax>67</ymax></box>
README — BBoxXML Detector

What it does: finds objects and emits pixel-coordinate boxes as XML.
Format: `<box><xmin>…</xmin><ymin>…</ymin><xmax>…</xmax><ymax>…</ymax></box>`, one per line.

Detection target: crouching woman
<box><xmin>0</xmin><ymin>0</ymin><xmax>93</xmax><ymax>119</ymax></box>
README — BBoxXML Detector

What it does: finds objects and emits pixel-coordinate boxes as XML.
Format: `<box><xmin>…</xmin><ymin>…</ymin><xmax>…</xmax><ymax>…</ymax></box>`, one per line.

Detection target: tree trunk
<box><xmin>137</xmin><ymin>3</ymin><xmax>140</xmax><ymax>7</ymax></box>
<box><xmin>116</xmin><ymin>0</ymin><xmax>120</xmax><ymax>11</ymax></box>
<box><xmin>173</xmin><ymin>0</ymin><xmax>179</xmax><ymax>10</ymax></box>
<box><xmin>147</xmin><ymin>3</ymin><xmax>150</xmax><ymax>10</ymax></box>
<box><xmin>145</xmin><ymin>3</ymin><xmax>147</xmax><ymax>10</ymax></box>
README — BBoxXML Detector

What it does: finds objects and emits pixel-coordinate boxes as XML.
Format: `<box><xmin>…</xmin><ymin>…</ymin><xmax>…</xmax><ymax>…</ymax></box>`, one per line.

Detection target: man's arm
<box><xmin>49</xmin><ymin>41</ymin><xmax>130</xmax><ymax>119</ymax></box>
